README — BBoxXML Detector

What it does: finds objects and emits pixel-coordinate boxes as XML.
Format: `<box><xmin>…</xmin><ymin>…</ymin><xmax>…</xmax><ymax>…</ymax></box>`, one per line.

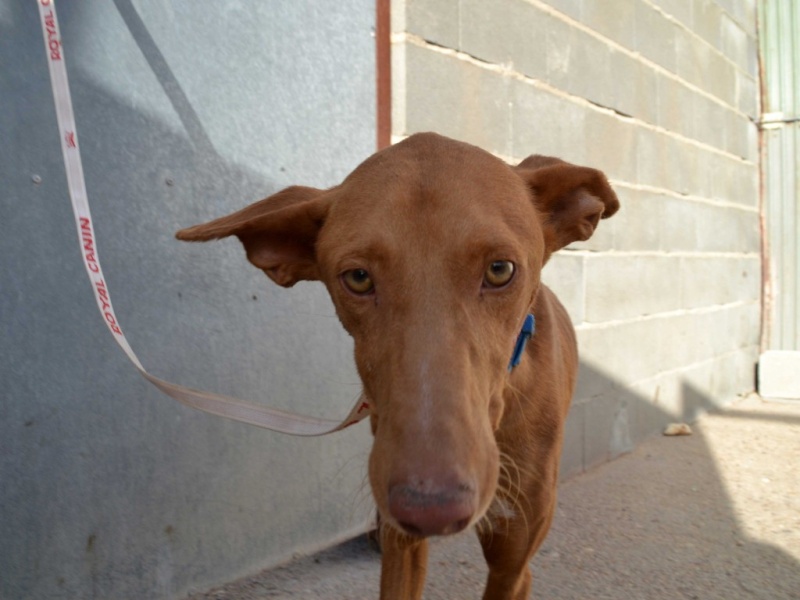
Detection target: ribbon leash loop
<box><xmin>35</xmin><ymin>0</ymin><xmax>369</xmax><ymax>436</ymax></box>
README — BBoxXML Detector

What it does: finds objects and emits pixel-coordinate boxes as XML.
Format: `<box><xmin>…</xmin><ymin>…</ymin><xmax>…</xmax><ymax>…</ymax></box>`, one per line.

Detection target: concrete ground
<box><xmin>187</xmin><ymin>394</ymin><xmax>800</xmax><ymax>599</ymax></box>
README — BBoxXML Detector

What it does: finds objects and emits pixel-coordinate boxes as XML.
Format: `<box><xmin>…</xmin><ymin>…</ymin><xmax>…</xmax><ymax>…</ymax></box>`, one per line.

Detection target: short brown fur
<box><xmin>176</xmin><ymin>133</ymin><xmax>619</xmax><ymax>599</ymax></box>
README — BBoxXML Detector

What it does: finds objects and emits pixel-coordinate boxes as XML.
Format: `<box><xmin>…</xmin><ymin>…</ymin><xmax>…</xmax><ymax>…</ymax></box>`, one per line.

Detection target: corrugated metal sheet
<box><xmin>760</xmin><ymin>0</ymin><xmax>800</xmax><ymax>351</ymax></box>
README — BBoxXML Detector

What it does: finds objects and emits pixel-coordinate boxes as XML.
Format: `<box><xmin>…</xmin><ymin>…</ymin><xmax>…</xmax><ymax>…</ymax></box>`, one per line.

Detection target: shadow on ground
<box><xmin>186</xmin><ymin>372</ymin><xmax>800</xmax><ymax>599</ymax></box>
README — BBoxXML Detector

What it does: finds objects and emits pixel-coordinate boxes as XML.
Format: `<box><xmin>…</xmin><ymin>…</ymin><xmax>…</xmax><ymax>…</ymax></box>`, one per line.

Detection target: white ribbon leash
<box><xmin>35</xmin><ymin>0</ymin><xmax>370</xmax><ymax>435</ymax></box>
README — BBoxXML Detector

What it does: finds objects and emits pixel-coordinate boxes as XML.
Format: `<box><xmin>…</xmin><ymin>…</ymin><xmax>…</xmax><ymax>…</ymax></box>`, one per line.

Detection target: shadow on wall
<box><xmin>1</xmin><ymin>4</ymin><xmax>372</xmax><ymax>600</ymax></box>
<box><xmin>112</xmin><ymin>0</ymin><xmax>217</xmax><ymax>156</ymax></box>
<box><xmin>184</xmin><ymin>361</ymin><xmax>800</xmax><ymax>600</ymax></box>
<box><xmin>560</xmin><ymin>358</ymin><xmax>755</xmax><ymax>479</ymax></box>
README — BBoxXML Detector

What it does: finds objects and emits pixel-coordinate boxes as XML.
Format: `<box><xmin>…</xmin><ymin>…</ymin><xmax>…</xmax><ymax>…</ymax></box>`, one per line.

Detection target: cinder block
<box><xmin>720</xmin><ymin>12</ymin><xmax>750</xmax><ymax>73</ymax></box>
<box><xmin>577</xmin><ymin>303</ymin><xmax>759</xmax><ymax>389</ymax></box>
<box><xmin>511</xmin><ymin>79</ymin><xmax>589</xmax><ymax>166</ymax></box>
<box><xmin>745</xmin><ymin>32</ymin><xmax>758</xmax><ymax>76</ymax></box>
<box><xmin>742</xmin><ymin>1</ymin><xmax>757</xmax><ymax>37</ymax></box>
<box><xmin>583</xmin><ymin>393</ymin><xmax>635</xmax><ymax>469</ymax></box>
<box><xmin>742</xmin><ymin>114</ymin><xmax>759</xmax><ymax>163</ymax></box>
<box><xmin>609</xmin><ymin>49</ymin><xmax>658</xmax><ymax>125</ymax></box>
<box><xmin>577</xmin><ymin>366</ymin><xmax>705</xmax><ymax>467</ymax></box>
<box><xmin>659</xmin><ymin>196</ymin><xmax>760</xmax><ymax>254</ymax></box>
<box><xmin>539</xmin><ymin>0</ymin><xmax>582</xmax><ymax>21</ymax></box>
<box><xmin>404</xmin><ymin>44</ymin><xmax>512</xmax><ymax>155</ymax></box>
<box><xmin>710</xmin><ymin>303</ymin><xmax>752</xmax><ymax>358</ymax></box>
<box><xmin>635</xmin><ymin>2</ymin><xmax>679</xmax><ymax>73</ymax></box>
<box><xmin>545</xmin><ymin>16</ymin><xmax>604</xmax><ymax>95</ymax></box>
<box><xmin>545</xmin><ymin>13</ymin><xmax>585</xmax><ymax>90</ymax></box>
<box><xmin>629</xmin><ymin>375</ymin><xmax>686</xmax><ymax>424</ymax></box>
<box><xmin>745</xmin><ymin>119</ymin><xmax>758</xmax><ymax>162</ymax></box>
<box><xmin>628</xmin><ymin>345</ymin><xmax>759</xmax><ymax>429</ymax></box>
<box><xmin>699</xmin><ymin>302</ymin><xmax>760</xmax><ymax>359</ymax></box>
<box><xmin>692</xmin><ymin>93</ymin><xmax>727</xmax><ymax>152</ymax></box>
<box><xmin>680</xmin><ymin>349</ymin><xmax>759</xmax><ymax>410</ymax></box>
<box><xmin>675</xmin><ymin>25</ymin><xmax>712</xmax><ymax>91</ymax></box>
<box><xmin>673</xmin><ymin>134</ymin><xmax>709</xmax><ymax>196</ymax></box>
<box><xmin>585</xmin><ymin>109</ymin><xmax>639</xmax><ymax>184</ymax></box>
<box><xmin>560</xmin><ymin>400</ymin><xmax>586</xmax><ymax>479</ymax></box>
<box><xmin>542</xmin><ymin>253</ymin><xmax>585</xmax><ymax>324</ymax></box>
<box><xmin>662</xmin><ymin>312</ymin><xmax>714</xmax><ymax>375</ymax></box>
<box><xmin>738</xmin><ymin>305</ymin><xmax>762</xmax><ymax>352</ymax></box>
<box><xmin>405</xmin><ymin>0</ymin><xmax>459</xmax><ymax>48</ymax></box>
<box><xmin>460</xmin><ymin>0</ymin><xmax>548</xmax><ymax>78</ymax></box>
<box><xmin>578</xmin><ymin>319</ymin><xmax>667</xmax><ymax>385</ymax></box>
<box><xmin>709</xmin><ymin>153</ymin><xmax>758</xmax><ymax>207</ymax></box>
<box><xmin>634</xmin><ymin>58</ymin><xmax>660</xmax><ymax>126</ymax></box>
<box><xmin>706</xmin><ymin>50</ymin><xmax>737</xmax><ymax>106</ymax></box>
<box><xmin>651</xmin><ymin>0</ymin><xmax>694</xmax><ymax>29</ymax></box>
<box><xmin>737</xmin><ymin>162</ymin><xmax>759</xmax><ymax>208</ymax></box>
<box><xmin>692</xmin><ymin>0</ymin><xmax>723</xmax><ymax>50</ymax></box>
<box><xmin>636</xmin><ymin>127</ymin><xmax>682</xmax><ymax>191</ymax></box>
<box><xmin>657</xmin><ymin>195</ymin><xmax>701</xmax><ymax>251</ymax></box>
<box><xmin>673</xmin><ymin>30</ymin><xmax>737</xmax><ymax>110</ymax></box>
<box><xmin>716</xmin><ymin>0</ymin><xmax>749</xmax><ymax>32</ymax></box>
<box><xmin>608</xmin><ymin>187</ymin><xmax>760</xmax><ymax>254</ymax></box>
<box><xmin>582</xmin><ymin>0</ymin><xmax>637</xmax><ymax>49</ymax></box>
<box><xmin>569</xmin><ymin>187</ymin><xmax>664</xmax><ymax>254</ymax></box>
<box><xmin>656</xmin><ymin>74</ymin><xmax>696</xmax><ymax>139</ymax></box>
<box><xmin>604</xmin><ymin>188</ymin><xmax>663</xmax><ymax>252</ymax></box>
<box><xmin>735</xmin><ymin>303</ymin><xmax>761</xmax><ymax>351</ymax></box>
<box><xmin>725</xmin><ymin>110</ymin><xmax>757</xmax><ymax>161</ymax></box>
<box><xmin>583</xmin><ymin>255</ymin><xmax>682</xmax><ymax>322</ymax></box>
<box><xmin>692</xmin><ymin>144</ymin><xmax>716</xmax><ymax>199</ymax></box>
<box><xmin>701</xmin><ymin>204</ymin><xmax>759</xmax><ymax>254</ymax></box>
<box><xmin>574</xmin><ymin>358</ymin><xmax>624</xmax><ymax>403</ymax></box>
<box><xmin>568</xmin><ymin>31</ymin><xmax>617</xmax><ymax>111</ymax></box>
<box><xmin>679</xmin><ymin>255</ymin><xmax>761</xmax><ymax>310</ymax></box>
<box><xmin>736</xmin><ymin>70</ymin><xmax>759</xmax><ymax>119</ymax></box>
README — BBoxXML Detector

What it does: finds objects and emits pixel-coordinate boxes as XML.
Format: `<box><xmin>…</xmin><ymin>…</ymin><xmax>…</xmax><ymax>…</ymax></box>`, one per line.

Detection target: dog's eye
<box><xmin>484</xmin><ymin>261</ymin><xmax>515</xmax><ymax>288</ymax></box>
<box><xmin>341</xmin><ymin>269</ymin><xmax>375</xmax><ymax>295</ymax></box>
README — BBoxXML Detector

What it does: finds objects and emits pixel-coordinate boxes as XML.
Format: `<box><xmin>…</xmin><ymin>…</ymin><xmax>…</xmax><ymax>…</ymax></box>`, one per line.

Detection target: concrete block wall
<box><xmin>392</xmin><ymin>0</ymin><xmax>761</xmax><ymax>475</ymax></box>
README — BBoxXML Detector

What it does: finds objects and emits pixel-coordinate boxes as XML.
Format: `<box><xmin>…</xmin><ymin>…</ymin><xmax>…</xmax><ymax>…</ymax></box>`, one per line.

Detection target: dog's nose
<box><xmin>387</xmin><ymin>481</ymin><xmax>475</xmax><ymax>537</ymax></box>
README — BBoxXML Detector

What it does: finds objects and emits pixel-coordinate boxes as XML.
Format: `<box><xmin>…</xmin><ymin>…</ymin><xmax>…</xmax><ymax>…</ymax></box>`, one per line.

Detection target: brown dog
<box><xmin>176</xmin><ymin>133</ymin><xmax>619</xmax><ymax>599</ymax></box>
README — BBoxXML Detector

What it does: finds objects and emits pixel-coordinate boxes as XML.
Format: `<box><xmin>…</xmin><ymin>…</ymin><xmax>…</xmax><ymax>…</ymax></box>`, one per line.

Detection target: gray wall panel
<box><xmin>1</xmin><ymin>1</ymin><xmax>375</xmax><ymax>598</ymax></box>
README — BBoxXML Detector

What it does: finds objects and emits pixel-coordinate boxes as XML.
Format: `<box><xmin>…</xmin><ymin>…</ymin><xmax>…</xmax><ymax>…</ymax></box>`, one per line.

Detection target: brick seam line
<box><xmin>522</xmin><ymin>0</ymin><xmax>757</xmax><ymax>110</ymax></box>
<box><xmin>640</xmin><ymin>0</ymin><xmax>756</xmax><ymax>74</ymax></box>
<box><xmin>570</xmin><ymin>344</ymin><xmax>761</xmax><ymax>406</ymax></box>
<box><xmin>603</xmin><ymin>180</ymin><xmax>760</xmax><ymax>214</ymax></box>
<box><xmin>574</xmin><ymin>298</ymin><xmax>759</xmax><ymax>331</ymax></box>
<box><xmin>497</xmin><ymin>156</ymin><xmax>760</xmax><ymax>214</ymax></box>
<box><xmin>560</xmin><ymin>249</ymin><xmax>761</xmax><ymax>259</ymax></box>
<box><xmin>396</xmin><ymin>32</ymin><xmax>756</xmax><ymax>167</ymax></box>
<box><xmin>391</xmin><ymin>135</ymin><xmax>760</xmax><ymax>215</ymax></box>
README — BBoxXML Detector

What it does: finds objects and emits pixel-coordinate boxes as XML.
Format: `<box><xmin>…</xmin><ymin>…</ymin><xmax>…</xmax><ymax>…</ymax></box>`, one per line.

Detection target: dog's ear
<box><xmin>176</xmin><ymin>186</ymin><xmax>330</xmax><ymax>287</ymax></box>
<box><xmin>515</xmin><ymin>155</ymin><xmax>619</xmax><ymax>259</ymax></box>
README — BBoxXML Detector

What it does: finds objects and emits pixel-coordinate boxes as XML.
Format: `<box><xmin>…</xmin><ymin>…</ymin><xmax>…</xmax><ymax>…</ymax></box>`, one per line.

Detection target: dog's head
<box><xmin>177</xmin><ymin>133</ymin><xmax>618</xmax><ymax>537</ymax></box>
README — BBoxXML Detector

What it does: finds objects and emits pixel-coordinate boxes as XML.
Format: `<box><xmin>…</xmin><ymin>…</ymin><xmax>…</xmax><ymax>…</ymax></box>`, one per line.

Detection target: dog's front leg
<box><xmin>478</xmin><ymin>487</ymin><xmax>558</xmax><ymax>600</ymax></box>
<box><xmin>379</xmin><ymin>526</ymin><xmax>429</xmax><ymax>600</ymax></box>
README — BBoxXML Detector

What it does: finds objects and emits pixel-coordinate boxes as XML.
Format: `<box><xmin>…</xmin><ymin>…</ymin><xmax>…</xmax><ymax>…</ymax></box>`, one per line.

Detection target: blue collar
<box><xmin>508</xmin><ymin>313</ymin><xmax>535</xmax><ymax>371</ymax></box>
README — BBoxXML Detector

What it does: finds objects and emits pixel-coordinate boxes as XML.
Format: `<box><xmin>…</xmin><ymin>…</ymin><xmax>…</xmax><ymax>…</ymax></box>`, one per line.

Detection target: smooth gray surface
<box><xmin>1</xmin><ymin>1</ymin><xmax>375</xmax><ymax>598</ymax></box>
